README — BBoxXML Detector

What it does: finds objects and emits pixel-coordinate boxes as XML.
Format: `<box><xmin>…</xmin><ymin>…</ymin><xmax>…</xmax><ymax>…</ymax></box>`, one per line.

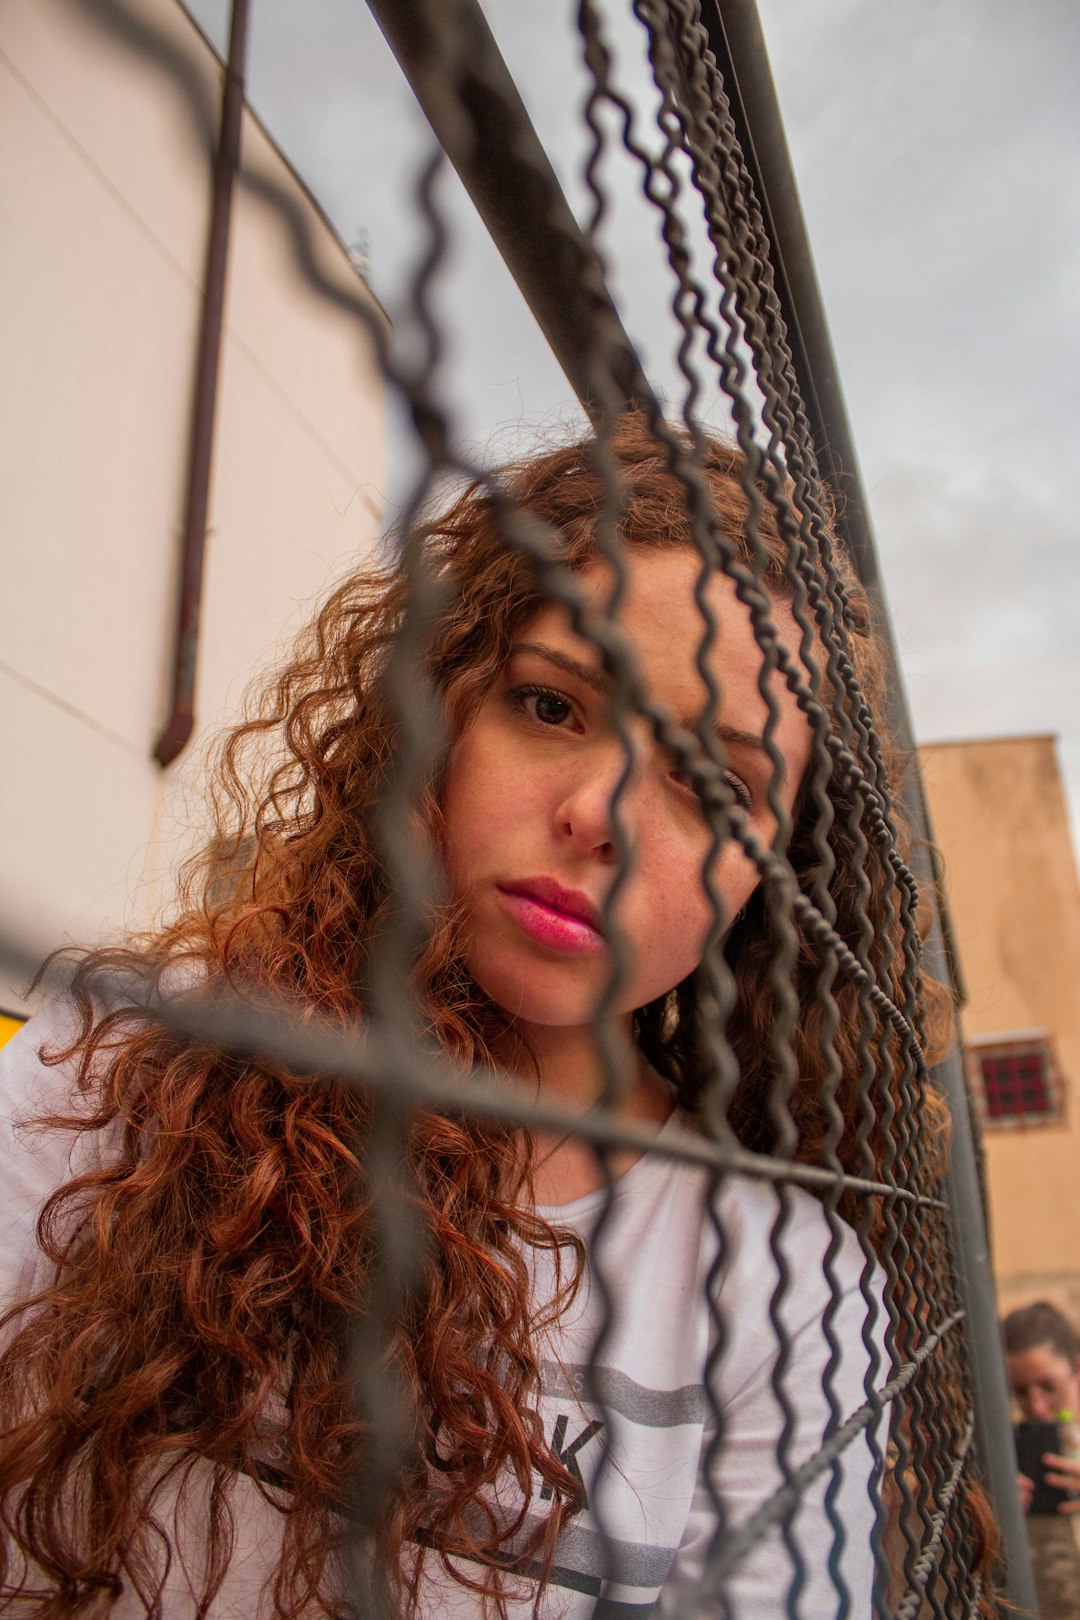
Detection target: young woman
<box><xmin>1005</xmin><ymin>1301</ymin><xmax>1080</xmax><ymax>1511</ymax></box>
<box><xmin>0</xmin><ymin>417</ymin><xmax>971</xmax><ymax>1616</ymax></box>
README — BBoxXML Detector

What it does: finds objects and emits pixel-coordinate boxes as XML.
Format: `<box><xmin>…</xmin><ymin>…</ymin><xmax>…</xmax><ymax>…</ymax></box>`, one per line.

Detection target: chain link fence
<box><xmin>2</xmin><ymin>0</ymin><xmax>1036</xmax><ymax>1614</ymax></box>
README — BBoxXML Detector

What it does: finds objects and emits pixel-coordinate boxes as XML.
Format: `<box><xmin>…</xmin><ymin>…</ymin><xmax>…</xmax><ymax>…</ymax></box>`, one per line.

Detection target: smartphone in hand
<box><xmin>1015</xmin><ymin>1420</ymin><xmax>1070</xmax><ymax>1514</ymax></box>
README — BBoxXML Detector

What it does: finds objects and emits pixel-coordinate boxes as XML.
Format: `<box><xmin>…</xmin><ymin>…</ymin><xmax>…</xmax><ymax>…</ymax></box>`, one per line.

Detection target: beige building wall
<box><xmin>1</xmin><ymin>0</ymin><xmax>387</xmax><ymax>1009</ymax></box>
<box><xmin>920</xmin><ymin>736</ymin><xmax>1080</xmax><ymax>1325</ymax></box>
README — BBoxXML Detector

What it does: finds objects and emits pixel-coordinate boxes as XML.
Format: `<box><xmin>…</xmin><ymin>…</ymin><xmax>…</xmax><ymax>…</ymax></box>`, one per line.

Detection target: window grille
<box><xmin>968</xmin><ymin>1032</ymin><xmax>1064</xmax><ymax>1126</ymax></box>
<box><xmin>1</xmin><ymin>0</ymin><xmax>1040</xmax><ymax>1614</ymax></box>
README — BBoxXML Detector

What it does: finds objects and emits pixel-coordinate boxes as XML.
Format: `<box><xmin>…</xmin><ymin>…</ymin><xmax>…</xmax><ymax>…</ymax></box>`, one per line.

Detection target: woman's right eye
<box><xmin>508</xmin><ymin>685</ymin><xmax>578</xmax><ymax>728</ymax></box>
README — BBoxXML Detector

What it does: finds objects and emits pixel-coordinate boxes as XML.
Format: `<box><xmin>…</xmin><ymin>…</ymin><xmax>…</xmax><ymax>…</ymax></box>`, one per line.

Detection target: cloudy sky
<box><xmin>187</xmin><ymin>0</ymin><xmax>1080</xmax><ymax>848</ymax></box>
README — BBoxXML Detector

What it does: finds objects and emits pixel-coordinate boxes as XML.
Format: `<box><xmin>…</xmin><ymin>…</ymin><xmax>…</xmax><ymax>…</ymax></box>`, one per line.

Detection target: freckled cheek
<box><xmin>698</xmin><ymin>837</ymin><xmax>766</xmax><ymax>924</ymax></box>
<box><xmin>614</xmin><ymin>852</ymin><xmax>711</xmax><ymax>977</ymax></box>
<box><xmin>444</xmin><ymin>733</ymin><xmax>523</xmax><ymax>838</ymax></box>
<box><xmin>721</xmin><ymin>849</ymin><xmax>763</xmax><ymax>919</ymax></box>
<box><xmin>622</xmin><ymin>832</ymin><xmax>763</xmax><ymax>947</ymax></box>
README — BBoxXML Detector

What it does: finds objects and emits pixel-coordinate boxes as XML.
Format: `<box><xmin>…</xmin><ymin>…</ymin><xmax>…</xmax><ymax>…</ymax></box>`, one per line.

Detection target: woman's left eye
<box><xmin>722</xmin><ymin>772</ymin><xmax>753</xmax><ymax>813</ymax></box>
<box><xmin>670</xmin><ymin>764</ymin><xmax>752</xmax><ymax>813</ymax></box>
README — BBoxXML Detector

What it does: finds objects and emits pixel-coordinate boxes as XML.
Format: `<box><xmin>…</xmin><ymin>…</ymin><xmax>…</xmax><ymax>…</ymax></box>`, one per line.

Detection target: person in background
<box><xmin>1004</xmin><ymin>1299</ymin><xmax>1080</xmax><ymax>1620</ymax></box>
<box><xmin>1005</xmin><ymin>1299</ymin><xmax>1080</xmax><ymax>1508</ymax></box>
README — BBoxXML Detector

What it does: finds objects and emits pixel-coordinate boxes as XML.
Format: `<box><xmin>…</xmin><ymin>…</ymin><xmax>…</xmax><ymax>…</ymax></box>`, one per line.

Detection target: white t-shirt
<box><xmin>1</xmin><ymin>1005</ymin><xmax>885</xmax><ymax>1617</ymax></box>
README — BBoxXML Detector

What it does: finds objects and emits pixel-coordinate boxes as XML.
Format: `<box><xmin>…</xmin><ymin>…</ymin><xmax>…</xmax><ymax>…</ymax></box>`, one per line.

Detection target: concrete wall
<box><xmin>1</xmin><ymin>0</ymin><xmax>387</xmax><ymax>1009</ymax></box>
<box><xmin>920</xmin><ymin>736</ymin><xmax>1080</xmax><ymax>1325</ymax></box>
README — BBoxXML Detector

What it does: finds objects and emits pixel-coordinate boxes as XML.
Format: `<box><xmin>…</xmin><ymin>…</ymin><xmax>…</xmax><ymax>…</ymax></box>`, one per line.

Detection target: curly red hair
<box><xmin>0</xmin><ymin>416</ymin><xmax>983</xmax><ymax>1616</ymax></box>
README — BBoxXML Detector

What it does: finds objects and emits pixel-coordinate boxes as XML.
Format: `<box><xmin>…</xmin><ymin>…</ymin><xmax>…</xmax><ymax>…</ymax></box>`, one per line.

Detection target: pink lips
<box><xmin>497</xmin><ymin>878</ymin><xmax>606</xmax><ymax>955</ymax></box>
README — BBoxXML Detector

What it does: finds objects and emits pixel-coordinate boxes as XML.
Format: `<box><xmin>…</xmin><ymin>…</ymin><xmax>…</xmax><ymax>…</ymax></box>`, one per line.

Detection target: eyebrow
<box><xmin>507</xmin><ymin>640</ymin><xmax>771</xmax><ymax>759</ymax></box>
<box><xmin>712</xmin><ymin>723</ymin><xmax>770</xmax><ymax>758</ymax></box>
<box><xmin>507</xmin><ymin>641</ymin><xmax>609</xmax><ymax>696</ymax></box>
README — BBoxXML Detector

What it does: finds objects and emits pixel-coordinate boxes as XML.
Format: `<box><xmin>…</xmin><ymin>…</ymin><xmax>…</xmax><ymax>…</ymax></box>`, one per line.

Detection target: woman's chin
<box><xmin>474</xmin><ymin>971</ymin><xmax>619</xmax><ymax>1037</ymax></box>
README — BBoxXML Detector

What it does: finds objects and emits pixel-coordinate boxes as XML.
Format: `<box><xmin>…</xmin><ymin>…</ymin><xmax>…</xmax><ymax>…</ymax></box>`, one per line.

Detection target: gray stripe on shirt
<box><xmin>546</xmin><ymin>1515</ymin><xmax>677</xmax><ymax>1588</ymax></box>
<box><xmin>450</xmin><ymin>1504</ymin><xmax>676</xmax><ymax>1591</ymax></box>
<box><xmin>541</xmin><ymin>1359</ymin><xmax>705</xmax><ymax>1429</ymax></box>
<box><xmin>590</xmin><ymin>1600</ymin><xmax>660</xmax><ymax>1618</ymax></box>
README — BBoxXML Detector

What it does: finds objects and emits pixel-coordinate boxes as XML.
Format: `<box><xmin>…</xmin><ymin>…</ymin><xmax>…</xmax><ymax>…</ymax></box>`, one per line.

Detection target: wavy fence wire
<box><xmin>4</xmin><ymin>0</ymin><xmax>1036</xmax><ymax>1614</ymax></box>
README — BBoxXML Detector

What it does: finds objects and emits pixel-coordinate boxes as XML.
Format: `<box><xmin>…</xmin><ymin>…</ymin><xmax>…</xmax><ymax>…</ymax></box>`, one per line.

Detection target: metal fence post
<box><xmin>701</xmin><ymin>2</ymin><xmax>1039</xmax><ymax>1603</ymax></box>
<box><xmin>912</xmin><ymin>808</ymin><xmax>1039</xmax><ymax>1613</ymax></box>
<box><xmin>933</xmin><ymin>1045</ymin><xmax>1040</xmax><ymax>1611</ymax></box>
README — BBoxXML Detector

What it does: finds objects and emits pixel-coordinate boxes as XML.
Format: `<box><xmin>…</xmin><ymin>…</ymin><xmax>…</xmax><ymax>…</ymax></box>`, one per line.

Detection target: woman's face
<box><xmin>1007</xmin><ymin>1344</ymin><xmax>1080</xmax><ymax>1423</ymax></box>
<box><xmin>440</xmin><ymin>547</ymin><xmax>813</xmax><ymax>1033</ymax></box>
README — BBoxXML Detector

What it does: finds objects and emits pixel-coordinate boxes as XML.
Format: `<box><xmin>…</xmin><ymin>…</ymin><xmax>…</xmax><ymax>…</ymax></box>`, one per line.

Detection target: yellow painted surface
<box><xmin>0</xmin><ymin>1013</ymin><xmax>26</xmax><ymax>1049</ymax></box>
<box><xmin>920</xmin><ymin>737</ymin><xmax>1080</xmax><ymax>1325</ymax></box>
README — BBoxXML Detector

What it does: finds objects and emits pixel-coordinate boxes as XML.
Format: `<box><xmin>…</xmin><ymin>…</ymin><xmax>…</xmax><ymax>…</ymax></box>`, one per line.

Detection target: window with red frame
<box><xmin>967</xmin><ymin>1034</ymin><xmax>1064</xmax><ymax>1124</ymax></box>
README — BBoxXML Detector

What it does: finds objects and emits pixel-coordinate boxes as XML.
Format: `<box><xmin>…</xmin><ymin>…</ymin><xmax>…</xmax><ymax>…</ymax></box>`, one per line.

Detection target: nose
<box><xmin>553</xmin><ymin>741</ymin><xmax>639</xmax><ymax>860</ymax></box>
<box><xmin>1026</xmin><ymin>1390</ymin><xmax>1057</xmax><ymax>1423</ymax></box>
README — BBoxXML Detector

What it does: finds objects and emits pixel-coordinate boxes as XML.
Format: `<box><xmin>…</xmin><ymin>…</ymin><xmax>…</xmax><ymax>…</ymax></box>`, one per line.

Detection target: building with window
<box><xmin>920</xmin><ymin>735</ymin><xmax>1080</xmax><ymax>1325</ymax></box>
<box><xmin>1</xmin><ymin>0</ymin><xmax>387</xmax><ymax>1019</ymax></box>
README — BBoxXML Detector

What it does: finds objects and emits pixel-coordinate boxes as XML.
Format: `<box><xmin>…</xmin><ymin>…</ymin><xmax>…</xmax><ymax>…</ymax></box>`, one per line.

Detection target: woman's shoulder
<box><xmin>580</xmin><ymin>1117</ymin><xmax>873</xmax><ymax>1319</ymax></box>
<box><xmin>620</xmin><ymin>1119</ymin><xmax>875</xmax><ymax>1328</ymax></box>
<box><xmin>577</xmin><ymin>1114</ymin><xmax>870</xmax><ymax>1274</ymax></box>
<box><xmin>714</xmin><ymin>1169</ymin><xmax>873</xmax><ymax>1312</ymax></box>
<box><xmin>556</xmin><ymin>1127</ymin><xmax>880</xmax><ymax>1408</ymax></box>
<box><xmin>717</xmin><ymin>1167</ymin><xmax>867</xmax><ymax>1263</ymax></box>
<box><xmin>0</xmin><ymin>998</ymin><xmax>114</xmax><ymax>1309</ymax></box>
<box><xmin>1</xmin><ymin>996</ymin><xmax>91</xmax><ymax>1129</ymax></box>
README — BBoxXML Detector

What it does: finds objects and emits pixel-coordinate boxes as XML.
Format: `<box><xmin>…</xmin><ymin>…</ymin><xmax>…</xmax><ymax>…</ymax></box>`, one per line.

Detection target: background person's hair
<box><xmin>0</xmin><ymin>415</ymin><xmax>954</xmax><ymax>1617</ymax></box>
<box><xmin>1004</xmin><ymin>1300</ymin><xmax>1080</xmax><ymax>1364</ymax></box>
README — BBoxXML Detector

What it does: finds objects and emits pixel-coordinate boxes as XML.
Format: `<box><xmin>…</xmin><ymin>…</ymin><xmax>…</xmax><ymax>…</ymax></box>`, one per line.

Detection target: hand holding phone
<box><xmin>1042</xmin><ymin>1448</ymin><xmax>1080</xmax><ymax>1512</ymax></box>
<box><xmin>1015</xmin><ymin>1420</ymin><xmax>1070</xmax><ymax>1515</ymax></box>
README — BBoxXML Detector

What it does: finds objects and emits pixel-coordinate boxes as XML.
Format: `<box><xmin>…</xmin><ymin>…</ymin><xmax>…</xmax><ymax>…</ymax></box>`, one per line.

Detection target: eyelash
<box><xmin>722</xmin><ymin>772</ymin><xmax>753</xmax><ymax>813</ymax></box>
<box><xmin>673</xmin><ymin>764</ymin><xmax>752</xmax><ymax>813</ymax></box>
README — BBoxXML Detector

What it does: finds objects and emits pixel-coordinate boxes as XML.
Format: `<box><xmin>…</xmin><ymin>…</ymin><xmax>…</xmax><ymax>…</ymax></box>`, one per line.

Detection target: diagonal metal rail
<box><xmin>366</xmin><ymin>0</ymin><xmax>655</xmax><ymax>422</ymax></box>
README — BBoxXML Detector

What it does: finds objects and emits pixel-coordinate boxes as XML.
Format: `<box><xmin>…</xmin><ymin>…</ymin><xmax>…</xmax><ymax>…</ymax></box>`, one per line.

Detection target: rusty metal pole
<box><xmin>154</xmin><ymin>0</ymin><xmax>251</xmax><ymax>767</ymax></box>
<box><xmin>365</xmin><ymin>0</ymin><xmax>655</xmax><ymax>423</ymax></box>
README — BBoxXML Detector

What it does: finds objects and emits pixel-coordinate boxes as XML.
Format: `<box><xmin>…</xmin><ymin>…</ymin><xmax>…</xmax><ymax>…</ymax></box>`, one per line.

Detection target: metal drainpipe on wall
<box><xmin>154</xmin><ymin>0</ymin><xmax>251</xmax><ymax>768</ymax></box>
